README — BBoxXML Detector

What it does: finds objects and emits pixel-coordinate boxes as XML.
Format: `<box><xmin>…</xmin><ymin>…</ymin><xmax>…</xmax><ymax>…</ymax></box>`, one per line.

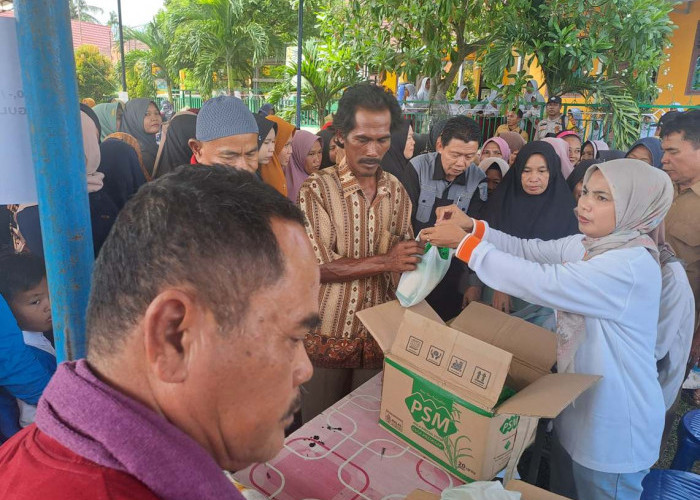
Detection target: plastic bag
<box><xmin>682</xmin><ymin>364</ymin><xmax>700</xmax><ymax>390</ymax></box>
<box><xmin>441</xmin><ymin>481</ymin><xmax>521</xmax><ymax>500</ymax></box>
<box><xmin>396</xmin><ymin>238</ymin><xmax>454</xmax><ymax>307</ymax></box>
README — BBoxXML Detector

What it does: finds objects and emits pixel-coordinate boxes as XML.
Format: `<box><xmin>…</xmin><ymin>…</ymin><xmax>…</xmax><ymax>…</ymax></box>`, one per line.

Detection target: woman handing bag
<box><xmin>420</xmin><ymin>159</ymin><xmax>673</xmax><ymax>500</ymax></box>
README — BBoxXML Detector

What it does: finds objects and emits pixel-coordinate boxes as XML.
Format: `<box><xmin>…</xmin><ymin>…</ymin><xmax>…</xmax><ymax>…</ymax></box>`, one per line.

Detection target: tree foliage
<box><xmin>69</xmin><ymin>0</ymin><xmax>103</xmax><ymax>24</ymax></box>
<box><xmin>479</xmin><ymin>0</ymin><xmax>675</xmax><ymax>148</ymax></box>
<box><xmin>269</xmin><ymin>40</ymin><xmax>361</xmax><ymax>123</ymax></box>
<box><xmin>318</xmin><ymin>0</ymin><xmax>499</xmax><ymax>95</ymax></box>
<box><xmin>164</xmin><ymin>0</ymin><xmax>321</xmax><ymax>96</ymax></box>
<box><xmin>74</xmin><ymin>45</ymin><xmax>116</xmax><ymax>101</ymax></box>
<box><xmin>168</xmin><ymin>0</ymin><xmax>270</xmax><ymax>95</ymax></box>
<box><xmin>121</xmin><ymin>49</ymin><xmax>158</xmax><ymax>99</ymax></box>
<box><xmin>124</xmin><ymin>13</ymin><xmax>178</xmax><ymax>100</ymax></box>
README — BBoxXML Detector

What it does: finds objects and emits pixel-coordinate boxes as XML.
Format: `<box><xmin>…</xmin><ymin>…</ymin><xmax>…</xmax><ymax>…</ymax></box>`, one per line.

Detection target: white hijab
<box><xmin>454</xmin><ymin>85</ymin><xmax>468</xmax><ymax>102</ymax></box>
<box><xmin>416</xmin><ymin>77</ymin><xmax>430</xmax><ymax>101</ymax></box>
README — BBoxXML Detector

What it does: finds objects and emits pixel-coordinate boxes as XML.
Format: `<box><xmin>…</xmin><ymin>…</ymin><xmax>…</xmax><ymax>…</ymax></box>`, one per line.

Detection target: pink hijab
<box><xmin>541</xmin><ymin>137</ymin><xmax>574</xmax><ymax>179</ymax></box>
<box><xmin>481</xmin><ymin>137</ymin><xmax>511</xmax><ymax>163</ymax></box>
<box><xmin>285</xmin><ymin>130</ymin><xmax>321</xmax><ymax>203</ymax></box>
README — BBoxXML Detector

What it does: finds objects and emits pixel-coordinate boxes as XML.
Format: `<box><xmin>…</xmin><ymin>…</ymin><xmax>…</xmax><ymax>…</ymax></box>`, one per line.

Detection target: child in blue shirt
<box><xmin>0</xmin><ymin>252</ymin><xmax>56</xmax><ymax>431</ymax></box>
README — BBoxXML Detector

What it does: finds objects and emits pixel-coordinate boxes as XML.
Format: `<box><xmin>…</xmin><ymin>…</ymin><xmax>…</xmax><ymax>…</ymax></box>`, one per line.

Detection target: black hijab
<box><xmin>380</xmin><ymin>118</ymin><xmax>420</xmax><ymax>205</ymax></box>
<box><xmin>98</xmin><ymin>138</ymin><xmax>147</xmax><ymax>211</ymax></box>
<box><xmin>597</xmin><ymin>150</ymin><xmax>625</xmax><ymax>162</ymax></box>
<box><xmin>412</xmin><ymin>133</ymin><xmax>429</xmax><ymax>156</ymax></box>
<box><xmin>254</xmin><ymin>114</ymin><xmax>278</xmax><ymax>148</ymax></box>
<box><xmin>483</xmin><ymin>141</ymin><xmax>579</xmax><ymax>240</ymax></box>
<box><xmin>317</xmin><ymin>127</ymin><xmax>336</xmax><ymax>169</ymax></box>
<box><xmin>428</xmin><ymin>119</ymin><xmax>447</xmax><ymax>152</ymax></box>
<box><xmin>120</xmin><ymin>98</ymin><xmax>160</xmax><ymax>176</ymax></box>
<box><xmin>153</xmin><ymin>113</ymin><xmax>197</xmax><ymax>179</ymax></box>
<box><xmin>566</xmin><ymin>159</ymin><xmax>597</xmax><ymax>191</ymax></box>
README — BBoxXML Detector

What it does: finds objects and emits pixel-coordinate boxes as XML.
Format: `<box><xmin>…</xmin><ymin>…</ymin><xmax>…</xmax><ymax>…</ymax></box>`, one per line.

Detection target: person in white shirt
<box><xmin>651</xmin><ymin>225</ymin><xmax>695</xmax><ymax>408</ymax></box>
<box><xmin>420</xmin><ymin>158</ymin><xmax>674</xmax><ymax>500</ymax></box>
<box><xmin>16</xmin><ymin>331</ymin><xmax>55</xmax><ymax>427</ymax></box>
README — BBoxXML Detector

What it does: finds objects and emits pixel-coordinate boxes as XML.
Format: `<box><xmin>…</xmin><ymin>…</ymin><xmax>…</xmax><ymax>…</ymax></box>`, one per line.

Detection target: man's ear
<box><xmin>188</xmin><ymin>139</ymin><xmax>202</xmax><ymax>160</ymax></box>
<box><xmin>142</xmin><ymin>289</ymin><xmax>199</xmax><ymax>384</ymax></box>
<box><xmin>334</xmin><ymin>131</ymin><xmax>345</xmax><ymax>149</ymax></box>
<box><xmin>436</xmin><ymin>136</ymin><xmax>443</xmax><ymax>153</ymax></box>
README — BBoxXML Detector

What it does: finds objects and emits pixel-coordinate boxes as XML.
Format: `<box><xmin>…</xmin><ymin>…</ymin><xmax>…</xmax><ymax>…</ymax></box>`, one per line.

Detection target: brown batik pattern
<box><xmin>298</xmin><ymin>159</ymin><xmax>413</xmax><ymax>369</ymax></box>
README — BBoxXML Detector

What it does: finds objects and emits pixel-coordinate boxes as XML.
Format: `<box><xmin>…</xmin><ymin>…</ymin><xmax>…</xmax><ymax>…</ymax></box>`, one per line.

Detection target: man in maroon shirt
<box><xmin>0</xmin><ymin>166</ymin><xmax>319</xmax><ymax>500</ymax></box>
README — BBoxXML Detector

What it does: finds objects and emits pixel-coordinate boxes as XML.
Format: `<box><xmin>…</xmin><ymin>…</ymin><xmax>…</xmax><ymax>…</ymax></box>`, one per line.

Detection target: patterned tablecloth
<box><xmin>233</xmin><ymin>373</ymin><xmax>463</xmax><ymax>499</ymax></box>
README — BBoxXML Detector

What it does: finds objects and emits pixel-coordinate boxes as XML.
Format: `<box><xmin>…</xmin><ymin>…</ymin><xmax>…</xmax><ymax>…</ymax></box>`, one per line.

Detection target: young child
<box><xmin>0</xmin><ymin>252</ymin><xmax>56</xmax><ymax>427</ymax></box>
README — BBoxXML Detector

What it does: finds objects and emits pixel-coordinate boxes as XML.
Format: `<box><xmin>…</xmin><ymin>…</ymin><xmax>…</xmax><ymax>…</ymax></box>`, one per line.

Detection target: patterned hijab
<box><xmin>556</xmin><ymin>159</ymin><xmax>674</xmax><ymax>373</ymax></box>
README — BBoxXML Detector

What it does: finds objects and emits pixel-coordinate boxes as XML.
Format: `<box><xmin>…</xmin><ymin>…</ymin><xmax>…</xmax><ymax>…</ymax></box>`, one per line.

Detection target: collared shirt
<box><xmin>495</xmin><ymin>124</ymin><xmax>529</xmax><ymax>142</ymax></box>
<box><xmin>535</xmin><ymin>115</ymin><xmax>565</xmax><ymax>139</ymax></box>
<box><xmin>298</xmin><ymin>159</ymin><xmax>413</xmax><ymax>369</ymax></box>
<box><xmin>665</xmin><ymin>181</ymin><xmax>700</xmax><ymax>322</ymax></box>
<box><xmin>410</xmin><ymin>152</ymin><xmax>487</xmax><ymax>233</ymax></box>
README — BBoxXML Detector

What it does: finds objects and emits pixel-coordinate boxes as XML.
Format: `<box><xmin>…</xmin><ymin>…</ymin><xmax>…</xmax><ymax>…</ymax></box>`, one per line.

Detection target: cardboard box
<box><xmin>406</xmin><ymin>480</ymin><xmax>571</xmax><ymax>500</ymax></box>
<box><xmin>357</xmin><ymin>301</ymin><xmax>599</xmax><ymax>483</ymax></box>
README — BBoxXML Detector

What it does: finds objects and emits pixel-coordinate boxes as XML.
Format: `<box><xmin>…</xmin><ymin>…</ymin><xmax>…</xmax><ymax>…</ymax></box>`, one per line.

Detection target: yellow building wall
<box><xmin>655</xmin><ymin>1</ymin><xmax>699</xmax><ymax>106</ymax></box>
<box><xmin>492</xmin><ymin>2</ymin><xmax>699</xmax><ymax>108</ymax></box>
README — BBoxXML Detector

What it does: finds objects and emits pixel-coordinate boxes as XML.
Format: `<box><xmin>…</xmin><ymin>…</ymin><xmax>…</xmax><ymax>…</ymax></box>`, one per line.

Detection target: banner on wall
<box><xmin>0</xmin><ymin>17</ymin><xmax>37</xmax><ymax>204</ymax></box>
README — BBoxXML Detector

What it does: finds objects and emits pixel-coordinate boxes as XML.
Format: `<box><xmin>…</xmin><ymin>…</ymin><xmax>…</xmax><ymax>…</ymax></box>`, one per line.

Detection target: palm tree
<box><xmin>170</xmin><ymin>0</ymin><xmax>269</xmax><ymax>95</ymax></box>
<box><xmin>124</xmin><ymin>15</ymin><xmax>178</xmax><ymax>101</ymax></box>
<box><xmin>69</xmin><ymin>0</ymin><xmax>103</xmax><ymax>24</ymax></box>
<box><xmin>275</xmin><ymin>41</ymin><xmax>360</xmax><ymax>124</ymax></box>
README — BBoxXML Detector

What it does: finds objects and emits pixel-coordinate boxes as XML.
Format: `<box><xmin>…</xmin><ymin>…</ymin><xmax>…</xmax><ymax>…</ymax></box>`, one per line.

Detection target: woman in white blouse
<box><xmin>420</xmin><ymin>159</ymin><xmax>674</xmax><ymax>500</ymax></box>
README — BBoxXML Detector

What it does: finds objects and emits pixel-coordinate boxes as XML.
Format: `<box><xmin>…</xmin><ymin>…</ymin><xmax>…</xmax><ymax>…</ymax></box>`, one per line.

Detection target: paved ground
<box><xmin>655</xmin><ymin>390</ymin><xmax>700</xmax><ymax>473</ymax></box>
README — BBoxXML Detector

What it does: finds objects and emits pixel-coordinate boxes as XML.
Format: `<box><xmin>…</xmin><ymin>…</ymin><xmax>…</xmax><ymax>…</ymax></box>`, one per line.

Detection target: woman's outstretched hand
<box><xmin>419</xmin><ymin>224</ymin><xmax>467</xmax><ymax>249</ymax></box>
<box><xmin>435</xmin><ymin>205</ymin><xmax>473</xmax><ymax>231</ymax></box>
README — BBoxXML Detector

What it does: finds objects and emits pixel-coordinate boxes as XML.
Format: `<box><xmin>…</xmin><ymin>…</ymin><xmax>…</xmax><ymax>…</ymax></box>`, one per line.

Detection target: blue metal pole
<box><xmin>296</xmin><ymin>0</ymin><xmax>303</xmax><ymax>128</ymax></box>
<box><xmin>14</xmin><ymin>0</ymin><xmax>94</xmax><ymax>362</ymax></box>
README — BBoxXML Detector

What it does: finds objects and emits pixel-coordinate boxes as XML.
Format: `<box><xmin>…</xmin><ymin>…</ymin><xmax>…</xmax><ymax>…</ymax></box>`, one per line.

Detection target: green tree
<box><xmin>269</xmin><ymin>40</ymin><xmax>361</xmax><ymax>123</ymax></box>
<box><xmin>69</xmin><ymin>0</ymin><xmax>103</xmax><ymax>24</ymax></box>
<box><xmin>479</xmin><ymin>0</ymin><xmax>675</xmax><ymax>148</ymax></box>
<box><xmin>122</xmin><ymin>49</ymin><xmax>158</xmax><ymax>99</ymax></box>
<box><xmin>124</xmin><ymin>13</ymin><xmax>178</xmax><ymax>101</ymax></box>
<box><xmin>319</xmin><ymin>0</ymin><xmax>498</xmax><ymax>97</ymax></box>
<box><xmin>74</xmin><ymin>45</ymin><xmax>116</xmax><ymax>101</ymax></box>
<box><xmin>170</xmin><ymin>0</ymin><xmax>270</xmax><ymax>95</ymax></box>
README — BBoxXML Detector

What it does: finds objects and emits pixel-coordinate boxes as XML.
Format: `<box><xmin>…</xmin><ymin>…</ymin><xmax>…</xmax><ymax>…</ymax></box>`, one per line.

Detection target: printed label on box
<box><xmin>448</xmin><ymin>356</ymin><xmax>467</xmax><ymax>377</ymax></box>
<box><xmin>427</xmin><ymin>345</ymin><xmax>445</xmax><ymax>366</ymax></box>
<box><xmin>471</xmin><ymin>366</ymin><xmax>491</xmax><ymax>389</ymax></box>
<box><xmin>406</xmin><ymin>336</ymin><xmax>423</xmax><ymax>356</ymax></box>
<box><xmin>403</xmin><ymin>378</ymin><xmax>472</xmax><ymax>473</ymax></box>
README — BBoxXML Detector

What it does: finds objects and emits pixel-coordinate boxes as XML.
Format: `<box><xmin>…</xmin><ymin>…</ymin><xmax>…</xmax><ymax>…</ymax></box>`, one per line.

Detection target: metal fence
<box><xmin>157</xmin><ymin>94</ymin><xmax>697</xmax><ymax>145</ymax></box>
<box><xmin>156</xmin><ymin>92</ymin><xmax>203</xmax><ymax>112</ymax></box>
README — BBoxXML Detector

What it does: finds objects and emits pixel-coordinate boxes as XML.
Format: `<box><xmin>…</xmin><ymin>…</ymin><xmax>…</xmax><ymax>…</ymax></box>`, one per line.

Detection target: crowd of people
<box><xmin>0</xmin><ymin>82</ymin><xmax>697</xmax><ymax>500</ymax></box>
<box><xmin>403</xmin><ymin>79</ymin><xmax>681</xmax><ymax>149</ymax></box>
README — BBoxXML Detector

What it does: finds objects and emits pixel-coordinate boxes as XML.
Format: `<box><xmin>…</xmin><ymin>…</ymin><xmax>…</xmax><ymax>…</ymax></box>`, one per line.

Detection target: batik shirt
<box><xmin>298</xmin><ymin>159</ymin><xmax>413</xmax><ymax>369</ymax></box>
